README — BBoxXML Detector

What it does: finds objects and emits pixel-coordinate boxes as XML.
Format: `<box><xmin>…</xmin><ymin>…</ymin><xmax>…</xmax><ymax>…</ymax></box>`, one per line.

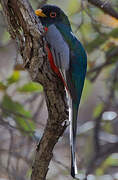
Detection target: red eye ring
<box><xmin>50</xmin><ymin>12</ymin><xmax>57</xmax><ymax>18</ymax></box>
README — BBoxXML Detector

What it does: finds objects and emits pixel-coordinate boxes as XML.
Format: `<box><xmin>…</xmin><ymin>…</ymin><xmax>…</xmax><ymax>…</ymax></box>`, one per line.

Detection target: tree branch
<box><xmin>0</xmin><ymin>0</ymin><xmax>68</xmax><ymax>180</ymax></box>
<box><xmin>86</xmin><ymin>142</ymin><xmax>118</xmax><ymax>175</ymax></box>
<box><xmin>87</xmin><ymin>47</ymin><xmax>118</xmax><ymax>81</ymax></box>
<box><xmin>88</xmin><ymin>0</ymin><xmax>118</xmax><ymax>19</ymax></box>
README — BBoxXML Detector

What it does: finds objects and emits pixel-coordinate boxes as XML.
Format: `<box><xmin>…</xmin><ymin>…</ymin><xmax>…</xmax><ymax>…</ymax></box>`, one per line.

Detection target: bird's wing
<box><xmin>45</xmin><ymin>24</ymin><xmax>77</xmax><ymax>101</ymax></box>
<box><xmin>45</xmin><ymin>24</ymin><xmax>70</xmax><ymax>71</ymax></box>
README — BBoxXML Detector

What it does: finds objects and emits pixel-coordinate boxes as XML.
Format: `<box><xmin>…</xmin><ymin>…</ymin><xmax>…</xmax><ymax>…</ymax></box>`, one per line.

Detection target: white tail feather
<box><xmin>59</xmin><ymin>68</ymin><xmax>78</xmax><ymax>177</ymax></box>
<box><xmin>69</xmin><ymin>96</ymin><xmax>78</xmax><ymax>176</ymax></box>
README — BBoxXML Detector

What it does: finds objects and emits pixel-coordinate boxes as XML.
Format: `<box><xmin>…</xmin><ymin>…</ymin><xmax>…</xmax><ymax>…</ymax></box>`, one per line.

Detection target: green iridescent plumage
<box><xmin>57</xmin><ymin>23</ymin><xmax>87</xmax><ymax>177</ymax></box>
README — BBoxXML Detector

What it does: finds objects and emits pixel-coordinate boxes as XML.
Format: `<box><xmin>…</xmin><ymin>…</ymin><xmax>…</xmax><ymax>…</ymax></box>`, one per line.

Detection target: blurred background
<box><xmin>0</xmin><ymin>0</ymin><xmax>118</xmax><ymax>179</ymax></box>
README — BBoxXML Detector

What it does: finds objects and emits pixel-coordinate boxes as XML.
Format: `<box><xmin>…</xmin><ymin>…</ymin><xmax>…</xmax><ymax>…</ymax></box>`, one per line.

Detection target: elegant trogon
<box><xmin>35</xmin><ymin>5</ymin><xmax>87</xmax><ymax>178</ymax></box>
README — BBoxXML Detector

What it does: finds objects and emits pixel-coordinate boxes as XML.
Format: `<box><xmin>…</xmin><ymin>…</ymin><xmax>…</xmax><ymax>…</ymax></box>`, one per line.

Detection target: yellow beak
<box><xmin>35</xmin><ymin>9</ymin><xmax>47</xmax><ymax>17</ymax></box>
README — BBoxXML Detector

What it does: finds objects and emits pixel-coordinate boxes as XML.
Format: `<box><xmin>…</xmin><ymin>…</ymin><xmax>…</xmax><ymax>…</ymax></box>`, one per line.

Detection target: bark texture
<box><xmin>0</xmin><ymin>0</ymin><xmax>68</xmax><ymax>180</ymax></box>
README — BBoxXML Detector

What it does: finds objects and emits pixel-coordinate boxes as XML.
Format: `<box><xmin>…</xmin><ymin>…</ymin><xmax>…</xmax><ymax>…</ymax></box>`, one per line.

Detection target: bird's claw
<box><xmin>62</xmin><ymin>120</ymin><xmax>70</xmax><ymax>127</ymax></box>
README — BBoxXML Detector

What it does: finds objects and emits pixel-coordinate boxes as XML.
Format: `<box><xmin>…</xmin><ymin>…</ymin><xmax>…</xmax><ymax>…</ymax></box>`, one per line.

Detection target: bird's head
<box><xmin>35</xmin><ymin>4</ymin><xmax>71</xmax><ymax>29</ymax></box>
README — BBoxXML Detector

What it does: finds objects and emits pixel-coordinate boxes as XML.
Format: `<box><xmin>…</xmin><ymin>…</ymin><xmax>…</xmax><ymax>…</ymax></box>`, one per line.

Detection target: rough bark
<box><xmin>0</xmin><ymin>0</ymin><xmax>68</xmax><ymax>180</ymax></box>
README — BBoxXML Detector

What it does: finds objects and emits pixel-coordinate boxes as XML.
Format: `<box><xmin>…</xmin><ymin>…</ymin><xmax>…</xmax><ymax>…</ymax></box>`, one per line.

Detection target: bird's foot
<box><xmin>61</xmin><ymin>119</ymin><xmax>70</xmax><ymax>127</ymax></box>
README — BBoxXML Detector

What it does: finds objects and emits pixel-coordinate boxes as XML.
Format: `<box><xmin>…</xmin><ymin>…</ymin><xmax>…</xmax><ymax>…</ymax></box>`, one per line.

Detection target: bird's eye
<box><xmin>50</xmin><ymin>12</ymin><xmax>57</xmax><ymax>18</ymax></box>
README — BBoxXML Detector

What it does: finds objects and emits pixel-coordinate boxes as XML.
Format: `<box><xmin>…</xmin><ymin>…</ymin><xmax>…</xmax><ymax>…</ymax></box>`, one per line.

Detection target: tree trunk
<box><xmin>0</xmin><ymin>0</ymin><xmax>68</xmax><ymax>179</ymax></box>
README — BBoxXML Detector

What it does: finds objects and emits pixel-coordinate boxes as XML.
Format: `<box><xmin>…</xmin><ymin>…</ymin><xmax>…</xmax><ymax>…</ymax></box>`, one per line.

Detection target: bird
<box><xmin>35</xmin><ymin>5</ymin><xmax>87</xmax><ymax>178</ymax></box>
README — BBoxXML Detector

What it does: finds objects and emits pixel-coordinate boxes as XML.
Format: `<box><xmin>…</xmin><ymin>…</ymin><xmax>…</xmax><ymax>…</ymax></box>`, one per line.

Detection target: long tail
<box><xmin>69</xmin><ymin>98</ymin><xmax>78</xmax><ymax>178</ymax></box>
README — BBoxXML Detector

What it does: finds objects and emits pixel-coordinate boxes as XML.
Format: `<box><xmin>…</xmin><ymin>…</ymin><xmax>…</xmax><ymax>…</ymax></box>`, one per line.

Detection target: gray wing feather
<box><xmin>45</xmin><ymin>24</ymin><xmax>70</xmax><ymax>70</ymax></box>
